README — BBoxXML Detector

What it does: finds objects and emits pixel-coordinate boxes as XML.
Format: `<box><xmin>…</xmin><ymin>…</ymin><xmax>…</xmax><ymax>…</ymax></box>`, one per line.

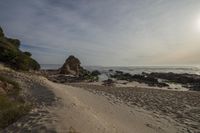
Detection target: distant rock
<box><xmin>60</xmin><ymin>55</ymin><xmax>81</xmax><ymax>76</ymax></box>
<box><xmin>147</xmin><ymin>72</ymin><xmax>200</xmax><ymax>91</ymax></box>
<box><xmin>103</xmin><ymin>79</ymin><xmax>115</xmax><ymax>86</ymax></box>
<box><xmin>110</xmin><ymin>71</ymin><xmax>169</xmax><ymax>88</ymax></box>
<box><xmin>45</xmin><ymin>55</ymin><xmax>100</xmax><ymax>82</ymax></box>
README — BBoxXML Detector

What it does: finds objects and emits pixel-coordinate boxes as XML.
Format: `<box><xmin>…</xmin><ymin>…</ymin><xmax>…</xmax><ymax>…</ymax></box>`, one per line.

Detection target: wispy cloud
<box><xmin>0</xmin><ymin>0</ymin><xmax>200</xmax><ymax>65</ymax></box>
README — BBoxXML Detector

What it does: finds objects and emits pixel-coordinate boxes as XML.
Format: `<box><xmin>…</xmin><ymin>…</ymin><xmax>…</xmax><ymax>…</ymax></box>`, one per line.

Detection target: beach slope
<box><xmin>1</xmin><ymin>69</ymin><xmax>195</xmax><ymax>133</ymax></box>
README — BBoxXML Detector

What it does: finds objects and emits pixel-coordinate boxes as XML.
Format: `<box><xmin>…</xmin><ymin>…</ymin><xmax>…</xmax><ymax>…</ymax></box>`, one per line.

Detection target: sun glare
<box><xmin>197</xmin><ymin>17</ymin><xmax>200</xmax><ymax>31</ymax></box>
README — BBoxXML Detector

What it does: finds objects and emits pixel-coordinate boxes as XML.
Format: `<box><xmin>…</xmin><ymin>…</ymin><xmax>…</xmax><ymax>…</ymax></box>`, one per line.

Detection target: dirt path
<box><xmin>48</xmin><ymin>81</ymin><xmax>183</xmax><ymax>133</ymax></box>
<box><xmin>1</xmin><ymin>71</ymin><xmax>186</xmax><ymax>133</ymax></box>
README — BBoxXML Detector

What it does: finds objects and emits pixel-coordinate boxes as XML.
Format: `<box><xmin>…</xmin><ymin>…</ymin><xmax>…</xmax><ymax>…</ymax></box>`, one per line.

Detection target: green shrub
<box><xmin>6</xmin><ymin>38</ymin><xmax>20</xmax><ymax>48</ymax></box>
<box><xmin>0</xmin><ymin>77</ymin><xmax>30</xmax><ymax>129</ymax></box>
<box><xmin>0</xmin><ymin>26</ymin><xmax>40</xmax><ymax>71</ymax></box>
<box><xmin>28</xmin><ymin>58</ymin><xmax>40</xmax><ymax>70</ymax></box>
<box><xmin>23</xmin><ymin>51</ymin><xmax>32</xmax><ymax>57</ymax></box>
<box><xmin>0</xmin><ymin>76</ymin><xmax>20</xmax><ymax>96</ymax></box>
<box><xmin>0</xmin><ymin>95</ymin><xmax>30</xmax><ymax>129</ymax></box>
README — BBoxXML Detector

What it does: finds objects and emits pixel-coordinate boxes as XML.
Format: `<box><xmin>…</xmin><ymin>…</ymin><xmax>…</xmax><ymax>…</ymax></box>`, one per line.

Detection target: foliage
<box><xmin>23</xmin><ymin>51</ymin><xmax>32</xmax><ymax>57</ymax></box>
<box><xmin>6</xmin><ymin>38</ymin><xmax>20</xmax><ymax>48</ymax></box>
<box><xmin>0</xmin><ymin>95</ymin><xmax>30</xmax><ymax>129</ymax></box>
<box><xmin>11</xmin><ymin>53</ymin><xmax>40</xmax><ymax>71</ymax></box>
<box><xmin>0</xmin><ymin>26</ymin><xmax>40</xmax><ymax>71</ymax></box>
<box><xmin>0</xmin><ymin>76</ymin><xmax>20</xmax><ymax>96</ymax></box>
<box><xmin>0</xmin><ymin>76</ymin><xmax>30</xmax><ymax>129</ymax></box>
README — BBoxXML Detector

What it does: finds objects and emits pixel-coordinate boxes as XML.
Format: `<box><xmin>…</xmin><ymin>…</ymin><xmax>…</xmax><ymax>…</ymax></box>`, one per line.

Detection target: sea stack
<box><xmin>60</xmin><ymin>55</ymin><xmax>81</xmax><ymax>76</ymax></box>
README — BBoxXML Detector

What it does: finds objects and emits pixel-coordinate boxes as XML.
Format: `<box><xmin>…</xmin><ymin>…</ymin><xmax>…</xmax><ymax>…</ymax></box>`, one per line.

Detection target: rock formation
<box><xmin>60</xmin><ymin>55</ymin><xmax>81</xmax><ymax>76</ymax></box>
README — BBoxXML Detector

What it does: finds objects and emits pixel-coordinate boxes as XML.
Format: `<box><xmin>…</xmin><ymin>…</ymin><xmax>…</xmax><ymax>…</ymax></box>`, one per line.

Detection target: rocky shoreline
<box><xmin>40</xmin><ymin>55</ymin><xmax>200</xmax><ymax>92</ymax></box>
<box><xmin>109</xmin><ymin>71</ymin><xmax>200</xmax><ymax>91</ymax></box>
<box><xmin>45</xmin><ymin>68</ymin><xmax>200</xmax><ymax>91</ymax></box>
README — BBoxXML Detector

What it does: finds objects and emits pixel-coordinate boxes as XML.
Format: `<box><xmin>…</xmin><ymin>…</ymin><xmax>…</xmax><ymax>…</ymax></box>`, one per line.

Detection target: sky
<box><xmin>0</xmin><ymin>0</ymin><xmax>200</xmax><ymax>66</ymax></box>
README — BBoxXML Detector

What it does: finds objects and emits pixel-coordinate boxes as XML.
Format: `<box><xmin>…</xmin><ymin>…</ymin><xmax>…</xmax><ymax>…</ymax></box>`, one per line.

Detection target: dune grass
<box><xmin>0</xmin><ymin>76</ymin><xmax>30</xmax><ymax>129</ymax></box>
<box><xmin>0</xmin><ymin>95</ymin><xmax>30</xmax><ymax>129</ymax></box>
<box><xmin>0</xmin><ymin>76</ymin><xmax>20</xmax><ymax>96</ymax></box>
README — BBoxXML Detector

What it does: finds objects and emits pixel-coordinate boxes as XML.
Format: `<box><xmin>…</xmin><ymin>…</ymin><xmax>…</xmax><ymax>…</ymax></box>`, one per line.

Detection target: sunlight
<box><xmin>197</xmin><ymin>17</ymin><xmax>200</xmax><ymax>31</ymax></box>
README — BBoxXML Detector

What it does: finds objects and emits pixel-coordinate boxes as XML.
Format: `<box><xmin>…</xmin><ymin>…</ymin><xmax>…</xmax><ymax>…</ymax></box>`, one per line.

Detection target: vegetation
<box><xmin>0</xmin><ymin>76</ymin><xmax>20</xmax><ymax>96</ymax></box>
<box><xmin>0</xmin><ymin>95</ymin><xmax>30</xmax><ymax>129</ymax></box>
<box><xmin>0</xmin><ymin>26</ymin><xmax>40</xmax><ymax>71</ymax></box>
<box><xmin>0</xmin><ymin>76</ymin><xmax>30</xmax><ymax>129</ymax></box>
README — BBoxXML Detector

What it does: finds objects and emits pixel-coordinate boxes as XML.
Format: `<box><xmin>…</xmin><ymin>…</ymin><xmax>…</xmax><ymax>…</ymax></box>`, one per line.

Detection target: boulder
<box><xmin>60</xmin><ymin>55</ymin><xmax>81</xmax><ymax>76</ymax></box>
<box><xmin>103</xmin><ymin>79</ymin><xmax>115</xmax><ymax>86</ymax></box>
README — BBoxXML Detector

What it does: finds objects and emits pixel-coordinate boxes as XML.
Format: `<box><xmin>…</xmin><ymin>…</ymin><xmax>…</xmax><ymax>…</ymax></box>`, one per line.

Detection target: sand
<box><xmin>0</xmin><ymin>69</ymin><xmax>199</xmax><ymax>133</ymax></box>
<box><xmin>69</xmin><ymin>83</ymin><xmax>200</xmax><ymax>133</ymax></box>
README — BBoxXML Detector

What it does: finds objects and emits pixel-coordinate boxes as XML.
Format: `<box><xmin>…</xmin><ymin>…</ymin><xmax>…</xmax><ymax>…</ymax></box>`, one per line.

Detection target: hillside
<box><xmin>0</xmin><ymin>26</ymin><xmax>40</xmax><ymax>71</ymax></box>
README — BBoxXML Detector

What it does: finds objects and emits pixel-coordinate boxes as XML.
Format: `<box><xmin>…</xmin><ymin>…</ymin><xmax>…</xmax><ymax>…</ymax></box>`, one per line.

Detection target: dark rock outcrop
<box><xmin>60</xmin><ymin>55</ymin><xmax>81</xmax><ymax>76</ymax></box>
<box><xmin>110</xmin><ymin>71</ymin><xmax>169</xmax><ymax>88</ymax></box>
<box><xmin>147</xmin><ymin>72</ymin><xmax>200</xmax><ymax>91</ymax></box>
<box><xmin>103</xmin><ymin>79</ymin><xmax>115</xmax><ymax>86</ymax></box>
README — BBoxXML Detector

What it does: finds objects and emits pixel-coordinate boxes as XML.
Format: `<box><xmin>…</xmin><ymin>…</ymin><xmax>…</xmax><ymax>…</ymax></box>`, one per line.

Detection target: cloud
<box><xmin>0</xmin><ymin>0</ymin><xmax>200</xmax><ymax>65</ymax></box>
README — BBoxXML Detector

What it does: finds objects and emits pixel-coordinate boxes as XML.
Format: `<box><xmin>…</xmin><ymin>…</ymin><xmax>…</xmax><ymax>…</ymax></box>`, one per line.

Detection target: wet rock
<box><xmin>103</xmin><ymin>79</ymin><xmax>115</xmax><ymax>86</ymax></box>
<box><xmin>111</xmin><ymin>71</ymin><xmax>169</xmax><ymax>88</ymax></box>
<box><xmin>147</xmin><ymin>72</ymin><xmax>200</xmax><ymax>91</ymax></box>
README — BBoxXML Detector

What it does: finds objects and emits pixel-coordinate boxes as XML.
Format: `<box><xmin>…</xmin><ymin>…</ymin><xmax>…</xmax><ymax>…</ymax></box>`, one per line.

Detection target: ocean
<box><xmin>41</xmin><ymin>64</ymin><xmax>200</xmax><ymax>75</ymax></box>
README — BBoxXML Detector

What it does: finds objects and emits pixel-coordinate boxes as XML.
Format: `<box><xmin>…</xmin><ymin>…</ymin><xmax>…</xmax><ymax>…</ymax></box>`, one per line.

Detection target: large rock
<box><xmin>60</xmin><ymin>55</ymin><xmax>81</xmax><ymax>76</ymax></box>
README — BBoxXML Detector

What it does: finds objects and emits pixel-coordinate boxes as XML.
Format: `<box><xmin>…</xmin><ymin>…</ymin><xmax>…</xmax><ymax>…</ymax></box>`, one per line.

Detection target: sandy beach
<box><xmin>1</xmin><ymin>1</ymin><xmax>200</xmax><ymax>132</ymax></box>
<box><xmin>69</xmin><ymin>83</ymin><xmax>200</xmax><ymax>132</ymax></box>
<box><xmin>0</xmin><ymin>68</ymin><xmax>199</xmax><ymax>133</ymax></box>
